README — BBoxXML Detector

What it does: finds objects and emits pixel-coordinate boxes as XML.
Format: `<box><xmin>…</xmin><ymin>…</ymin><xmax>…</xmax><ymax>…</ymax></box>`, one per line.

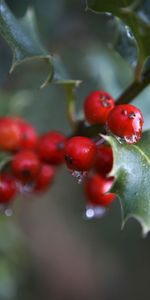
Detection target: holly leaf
<box><xmin>86</xmin><ymin>0</ymin><xmax>150</xmax><ymax>66</ymax></box>
<box><xmin>113</xmin><ymin>18</ymin><xmax>138</xmax><ymax>66</ymax></box>
<box><xmin>41</xmin><ymin>54</ymin><xmax>82</xmax><ymax>88</ymax></box>
<box><xmin>106</xmin><ymin>130</ymin><xmax>150</xmax><ymax>236</ymax></box>
<box><xmin>0</xmin><ymin>0</ymin><xmax>52</xmax><ymax>78</ymax></box>
<box><xmin>0</xmin><ymin>0</ymin><xmax>79</xmax><ymax>88</ymax></box>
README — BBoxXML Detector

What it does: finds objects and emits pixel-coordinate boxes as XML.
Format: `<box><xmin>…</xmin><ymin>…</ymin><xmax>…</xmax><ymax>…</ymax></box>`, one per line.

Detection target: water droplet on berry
<box><xmin>83</xmin><ymin>204</ymin><xmax>107</xmax><ymax>220</ymax></box>
<box><xmin>124</xmin><ymin>133</ymin><xmax>140</xmax><ymax>144</ymax></box>
<box><xmin>17</xmin><ymin>181</ymin><xmax>33</xmax><ymax>193</ymax></box>
<box><xmin>115</xmin><ymin>132</ymin><xmax>141</xmax><ymax>145</ymax></box>
<box><xmin>107</xmin><ymin>123</ymin><xmax>142</xmax><ymax>144</ymax></box>
<box><xmin>100</xmin><ymin>95</ymin><xmax>111</xmax><ymax>108</ymax></box>
<box><xmin>128</xmin><ymin>112</ymin><xmax>136</xmax><ymax>119</ymax></box>
<box><xmin>70</xmin><ymin>170</ymin><xmax>88</xmax><ymax>184</ymax></box>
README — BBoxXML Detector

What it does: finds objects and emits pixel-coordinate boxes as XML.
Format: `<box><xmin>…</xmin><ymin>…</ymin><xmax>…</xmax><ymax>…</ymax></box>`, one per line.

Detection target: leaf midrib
<box><xmin>133</xmin><ymin>144</ymin><xmax>150</xmax><ymax>166</ymax></box>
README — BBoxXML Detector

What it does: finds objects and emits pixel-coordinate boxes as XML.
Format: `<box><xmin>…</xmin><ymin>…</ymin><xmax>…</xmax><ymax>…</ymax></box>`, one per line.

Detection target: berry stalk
<box><xmin>64</xmin><ymin>84</ymin><xmax>78</xmax><ymax>130</ymax></box>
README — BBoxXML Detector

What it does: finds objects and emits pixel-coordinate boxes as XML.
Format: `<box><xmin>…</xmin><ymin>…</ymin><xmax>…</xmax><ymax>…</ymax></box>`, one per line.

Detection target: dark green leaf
<box><xmin>0</xmin><ymin>0</ymin><xmax>79</xmax><ymax>88</ymax></box>
<box><xmin>106</xmin><ymin>131</ymin><xmax>150</xmax><ymax>236</ymax></box>
<box><xmin>41</xmin><ymin>55</ymin><xmax>81</xmax><ymax>88</ymax></box>
<box><xmin>86</xmin><ymin>0</ymin><xmax>133</xmax><ymax>14</ymax></box>
<box><xmin>0</xmin><ymin>0</ymin><xmax>52</xmax><ymax>76</ymax></box>
<box><xmin>87</xmin><ymin>0</ymin><xmax>150</xmax><ymax>65</ymax></box>
<box><xmin>113</xmin><ymin>18</ymin><xmax>138</xmax><ymax>66</ymax></box>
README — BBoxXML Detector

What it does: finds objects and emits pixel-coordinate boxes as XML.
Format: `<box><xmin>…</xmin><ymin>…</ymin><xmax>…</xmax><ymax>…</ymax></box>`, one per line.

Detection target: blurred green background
<box><xmin>0</xmin><ymin>0</ymin><xmax>150</xmax><ymax>299</ymax></box>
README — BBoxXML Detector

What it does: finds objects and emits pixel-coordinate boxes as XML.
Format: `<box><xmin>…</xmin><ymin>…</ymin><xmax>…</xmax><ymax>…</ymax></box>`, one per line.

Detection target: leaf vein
<box><xmin>133</xmin><ymin>145</ymin><xmax>150</xmax><ymax>166</ymax></box>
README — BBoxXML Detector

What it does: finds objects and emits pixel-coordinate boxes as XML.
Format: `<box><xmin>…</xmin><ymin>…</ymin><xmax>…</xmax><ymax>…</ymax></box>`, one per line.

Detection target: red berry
<box><xmin>64</xmin><ymin>136</ymin><xmax>96</xmax><ymax>171</ymax></box>
<box><xmin>37</xmin><ymin>131</ymin><xmax>66</xmax><ymax>165</ymax></box>
<box><xmin>84</xmin><ymin>90</ymin><xmax>115</xmax><ymax>125</ymax></box>
<box><xmin>34</xmin><ymin>164</ymin><xmax>55</xmax><ymax>192</ymax></box>
<box><xmin>11</xmin><ymin>150</ymin><xmax>40</xmax><ymax>182</ymax></box>
<box><xmin>107</xmin><ymin>104</ymin><xmax>144</xmax><ymax>144</ymax></box>
<box><xmin>15</xmin><ymin>118</ymin><xmax>38</xmax><ymax>150</ymax></box>
<box><xmin>84</xmin><ymin>174</ymin><xmax>115</xmax><ymax>206</ymax></box>
<box><xmin>95</xmin><ymin>144</ymin><xmax>113</xmax><ymax>176</ymax></box>
<box><xmin>0</xmin><ymin>174</ymin><xmax>17</xmax><ymax>204</ymax></box>
<box><xmin>0</xmin><ymin>117</ymin><xmax>21</xmax><ymax>151</ymax></box>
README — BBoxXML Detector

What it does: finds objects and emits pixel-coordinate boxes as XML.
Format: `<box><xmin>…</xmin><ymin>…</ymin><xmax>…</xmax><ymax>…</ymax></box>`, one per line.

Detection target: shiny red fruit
<box><xmin>37</xmin><ymin>131</ymin><xmax>66</xmax><ymax>165</ymax></box>
<box><xmin>95</xmin><ymin>144</ymin><xmax>113</xmax><ymax>176</ymax></box>
<box><xmin>11</xmin><ymin>150</ymin><xmax>40</xmax><ymax>182</ymax></box>
<box><xmin>64</xmin><ymin>136</ymin><xmax>96</xmax><ymax>171</ymax></box>
<box><xmin>0</xmin><ymin>174</ymin><xmax>17</xmax><ymax>204</ymax></box>
<box><xmin>34</xmin><ymin>164</ymin><xmax>55</xmax><ymax>192</ymax></box>
<box><xmin>84</xmin><ymin>174</ymin><xmax>115</xmax><ymax>206</ymax></box>
<box><xmin>15</xmin><ymin>118</ymin><xmax>38</xmax><ymax>150</ymax></box>
<box><xmin>84</xmin><ymin>90</ymin><xmax>115</xmax><ymax>125</ymax></box>
<box><xmin>107</xmin><ymin>104</ymin><xmax>144</xmax><ymax>144</ymax></box>
<box><xmin>0</xmin><ymin>117</ymin><xmax>21</xmax><ymax>151</ymax></box>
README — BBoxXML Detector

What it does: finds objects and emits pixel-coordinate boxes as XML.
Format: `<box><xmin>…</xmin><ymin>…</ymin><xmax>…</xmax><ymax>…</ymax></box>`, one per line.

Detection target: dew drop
<box><xmin>106</xmin><ymin>118</ymin><xmax>142</xmax><ymax>145</ymax></box>
<box><xmin>4</xmin><ymin>207</ymin><xmax>13</xmax><ymax>217</ymax></box>
<box><xmin>115</xmin><ymin>135</ymin><xmax>126</xmax><ymax>144</ymax></box>
<box><xmin>70</xmin><ymin>170</ymin><xmax>88</xmax><ymax>184</ymax></box>
<box><xmin>16</xmin><ymin>181</ymin><xmax>33</xmax><ymax>194</ymax></box>
<box><xmin>115</xmin><ymin>133</ymin><xmax>141</xmax><ymax>145</ymax></box>
<box><xmin>124</xmin><ymin>132</ymin><xmax>140</xmax><ymax>144</ymax></box>
<box><xmin>128</xmin><ymin>112</ymin><xmax>136</xmax><ymax>119</ymax></box>
<box><xmin>125</xmin><ymin>26</ymin><xmax>134</xmax><ymax>39</ymax></box>
<box><xmin>0</xmin><ymin>204</ymin><xmax>13</xmax><ymax>217</ymax></box>
<box><xmin>83</xmin><ymin>204</ymin><xmax>107</xmax><ymax>220</ymax></box>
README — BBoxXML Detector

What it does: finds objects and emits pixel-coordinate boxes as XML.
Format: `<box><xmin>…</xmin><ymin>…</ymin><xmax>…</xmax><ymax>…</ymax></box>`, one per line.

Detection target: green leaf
<box><xmin>86</xmin><ymin>0</ymin><xmax>150</xmax><ymax>66</ymax></box>
<box><xmin>86</xmin><ymin>0</ymin><xmax>133</xmax><ymax>13</ymax></box>
<box><xmin>41</xmin><ymin>55</ymin><xmax>81</xmax><ymax>88</ymax></box>
<box><xmin>0</xmin><ymin>0</ymin><xmax>52</xmax><ymax>77</ymax></box>
<box><xmin>105</xmin><ymin>131</ymin><xmax>150</xmax><ymax>236</ymax></box>
<box><xmin>0</xmin><ymin>0</ymin><xmax>79</xmax><ymax>88</ymax></box>
<box><xmin>113</xmin><ymin>18</ymin><xmax>138</xmax><ymax>66</ymax></box>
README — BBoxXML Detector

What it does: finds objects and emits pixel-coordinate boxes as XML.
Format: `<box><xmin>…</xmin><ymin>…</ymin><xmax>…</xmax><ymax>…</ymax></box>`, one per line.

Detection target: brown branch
<box><xmin>116</xmin><ymin>69</ymin><xmax>150</xmax><ymax>105</ymax></box>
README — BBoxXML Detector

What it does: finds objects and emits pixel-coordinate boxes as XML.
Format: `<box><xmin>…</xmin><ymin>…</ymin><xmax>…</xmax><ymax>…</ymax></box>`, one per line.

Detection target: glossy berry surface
<box><xmin>15</xmin><ymin>118</ymin><xmax>38</xmax><ymax>150</ymax></box>
<box><xmin>64</xmin><ymin>136</ymin><xmax>96</xmax><ymax>171</ymax></box>
<box><xmin>95</xmin><ymin>144</ymin><xmax>113</xmax><ymax>176</ymax></box>
<box><xmin>0</xmin><ymin>174</ymin><xmax>17</xmax><ymax>204</ymax></box>
<box><xmin>107</xmin><ymin>104</ymin><xmax>144</xmax><ymax>144</ymax></box>
<box><xmin>84</xmin><ymin>174</ymin><xmax>115</xmax><ymax>206</ymax></box>
<box><xmin>34</xmin><ymin>164</ymin><xmax>55</xmax><ymax>192</ymax></box>
<box><xmin>0</xmin><ymin>117</ymin><xmax>21</xmax><ymax>151</ymax></box>
<box><xmin>84</xmin><ymin>90</ymin><xmax>115</xmax><ymax>125</ymax></box>
<box><xmin>37</xmin><ymin>131</ymin><xmax>66</xmax><ymax>165</ymax></box>
<box><xmin>11</xmin><ymin>150</ymin><xmax>40</xmax><ymax>182</ymax></box>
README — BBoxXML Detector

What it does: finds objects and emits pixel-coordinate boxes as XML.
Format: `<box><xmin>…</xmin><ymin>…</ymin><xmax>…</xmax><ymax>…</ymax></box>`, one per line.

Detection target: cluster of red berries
<box><xmin>0</xmin><ymin>117</ymin><xmax>59</xmax><ymax>209</ymax></box>
<box><xmin>65</xmin><ymin>136</ymin><xmax>115</xmax><ymax>208</ymax></box>
<box><xmin>64</xmin><ymin>90</ymin><xmax>144</xmax><ymax>211</ymax></box>
<box><xmin>84</xmin><ymin>90</ymin><xmax>144</xmax><ymax>144</ymax></box>
<box><xmin>0</xmin><ymin>90</ymin><xmax>144</xmax><ymax>216</ymax></box>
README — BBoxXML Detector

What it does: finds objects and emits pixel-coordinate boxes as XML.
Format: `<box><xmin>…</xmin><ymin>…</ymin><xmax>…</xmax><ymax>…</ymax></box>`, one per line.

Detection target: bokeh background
<box><xmin>0</xmin><ymin>0</ymin><xmax>150</xmax><ymax>299</ymax></box>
